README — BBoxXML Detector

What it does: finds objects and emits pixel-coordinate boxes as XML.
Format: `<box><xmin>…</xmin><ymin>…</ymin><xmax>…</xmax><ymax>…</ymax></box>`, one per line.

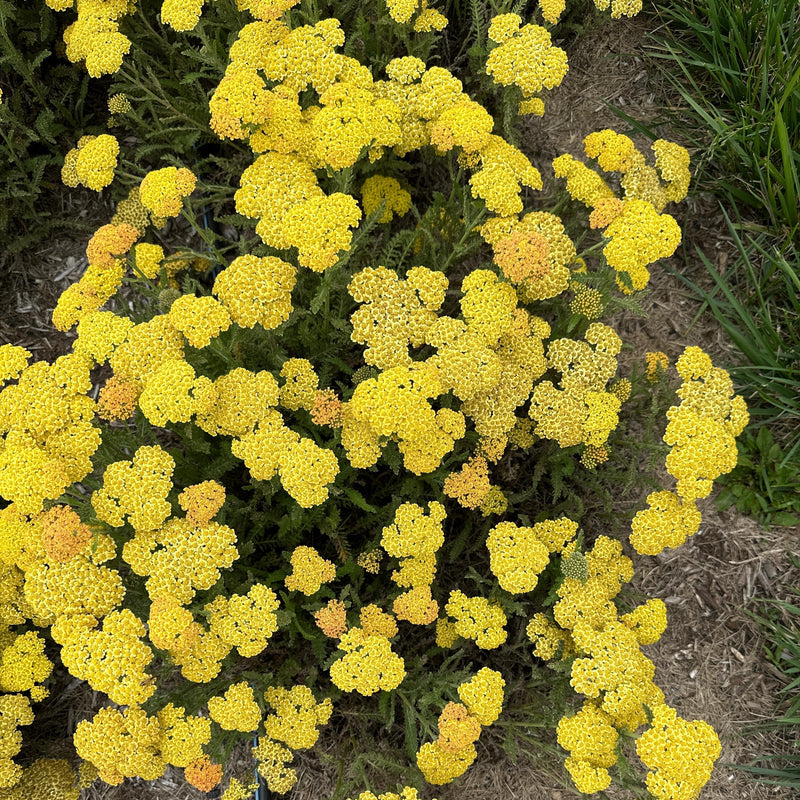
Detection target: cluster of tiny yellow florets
<box><xmin>486</xmin><ymin>14</ymin><xmax>568</xmax><ymax>115</ymax></box>
<box><xmin>284</xmin><ymin>546</ymin><xmax>336</xmax><ymax>595</ymax></box>
<box><xmin>635</xmin><ymin>703</ymin><xmax>722</xmax><ymax>800</ymax></box>
<box><xmin>62</xmin><ymin>134</ymin><xmax>119</xmax><ymax>191</ymax></box>
<box><xmin>631</xmin><ymin>347</ymin><xmax>748</xmax><ymax>554</ymax></box>
<box><xmin>416</xmin><ymin>668</ymin><xmax>504</xmax><ymax>785</ymax></box>
<box><xmin>139</xmin><ymin>167</ymin><xmax>197</xmax><ymax>218</ymax></box>
<box><xmin>529</xmin><ymin>323</ymin><xmax>622</xmax><ymax>452</ymax></box>
<box><xmin>329</xmin><ymin>625</ymin><xmax>406</xmax><ymax>696</ymax></box>
<box><xmin>46</xmin><ymin>0</ymin><xmax>132</xmax><ymax>76</ymax></box>
<box><xmin>444</xmin><ymin>590</ymin><xmax>507</xmax><ymax>650</ymax></box>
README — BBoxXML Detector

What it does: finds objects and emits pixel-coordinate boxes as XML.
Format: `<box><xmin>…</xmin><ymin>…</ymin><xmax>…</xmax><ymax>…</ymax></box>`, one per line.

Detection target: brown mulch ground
<box><xmin>2</xmin><ymin>9</ymin><xmax>798</xmax><ymax>800</ymax></box>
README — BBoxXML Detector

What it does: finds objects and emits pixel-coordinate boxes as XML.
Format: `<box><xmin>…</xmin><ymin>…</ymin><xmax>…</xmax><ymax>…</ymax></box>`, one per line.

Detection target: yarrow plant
<box><xmin>0</xmin><ymin>0</ymin><xmax>748</xmax><ymax>798</ymax></box>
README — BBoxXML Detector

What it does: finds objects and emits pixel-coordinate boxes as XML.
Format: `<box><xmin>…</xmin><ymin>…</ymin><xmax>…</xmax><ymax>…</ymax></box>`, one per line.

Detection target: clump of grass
<box><xmin>648</xmin><ymin>0</ymin><xmax>800</xmax><ymax>238</ymax></box>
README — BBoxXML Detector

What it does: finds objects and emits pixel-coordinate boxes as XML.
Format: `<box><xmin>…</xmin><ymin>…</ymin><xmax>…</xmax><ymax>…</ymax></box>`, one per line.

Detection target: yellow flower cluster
<box><xmin>279</xmin><ymin>358</ymin><xmax>319</xmax><ymax>411</ymax></box>
<box><xmin>264</xmin><ymin>684</ymin><xmax>333</xmax><ymax>749</ymax></box>
<box><xmin>348</xmin><ymin>788</ymin><xmax>420</xmax><ymax>800</ymax></box>
<box><xmin>349</xmin><ymin>266</ymin><xmax>448</xmax><ymax>369</ymax></box>
<box><xmin>284</xmin><ymin>545</ymin><xmax>336</xmax><ymax>595</ymax></box>
<box><xmin>529</xmin><ymin>323</ymin><xmax>622</xmax><ymax>450</ymax></box>
<box><xmin>236</xmin><ymin>152</ymin><xmax>363</xmax><ymax>272</ymax></box>
<box><xmin>206</xmin><ymin>583</ymin><xmax>280</xmax><ymax>656</ymax></box>
<box><xmin>0</xmin><ymin>757</ymin><xmax>80</xmax><ymax>800</ymax></box>
<box><xmin>139</xmin><ymin>167</ymin><xmax>197</xmax><ymax>218</ymax></box>
<box><xmin>0</xmin><ymin>693</ymin><xmax>34</xmax><ymax>788</ymax></box>
<box><xmin>0</xmin><ymin>353</ymin><xmax>100</xmax><ymax>514</ymax></box>
<box><xmin>443</xmin><ymin>455</ymin><xmax>491</xmax><ymax>509</ymax></box>
<box><xmin>232</xmin><ymin>410</ymin><xmax>340</xmax><ymax>507</ymax></box>
<box><xmin>343</xmin><ymin>363</ymin><xmax>464</xmax><ymax>474</ymax></box>
<box><xmin>601</xmin><ymin>199</ymin><xmax>682</xmax><ymax>292</ymax></box>
<box><xmin>0</xmin><ymin>631</ymin><xmax>52</xmax><ymax>700</ymax></box>
<box><xmin>646</xmin><ymin>350</ymin><xmax>669</xmax><ymax>382</ymax></box>
<box><xmin>62</xmin><ymin>134</ymin><xmax>119</xmax><ymax>191</ymax></box>
<box><xmin>380</xmin><ymin>501</ymin><xmax>445</xmax><ymax>590</ymax></box>
<box><xmin>92</xmin><ymin>445</ymin><xmax>174</xmax><ymax>531</ymax></box>
<box><xmin>214</xmin><ymin>254</ymin><xmax>296</xmax><ymax>330</ymax></box>
<box><xmin>123</xmin><ymin>516</ymin><xmax>239</xmax><ymax>604</ymax></box>
<box><xmin>557</xmin><ymin>701</ymin><xmax>619</xmax><ymax>793</ymax></box>
<box><xmin>444</xmin><ymin>590</ymin><xmax>507</xmax><ymax>649</ymax></box>
<box><xmin>486</xmin><ymin>520</ymin><xmax>553</xmax><ymax>593</ymax></box>
<box><xmin>584</xmin><ymin>131</ymin><xmax>690</xmax><ymax>212</ymax></box>
<box><xmin>631</xmin><ymin>347</ymin><xmax>747</xmax><ymax>554</ymax></box>
<box><xmin>486</xmin><ymin>14</ymin><xmax>568</xmax><ymax>114</ymax></box>
<box><xmin>635</xmin><ymin>704</ymin><xmax>721</xmax><ymax>800</ymax></box>
<box><xmin>168</xmin><ymin>294</ymin><xmax>232</xmax><ymax>348</ymax></box>
<box><xmin>161</xmin><ymin>0</ymin><xmax>206</xmax><ymax>31</ymax></box>
<box><xmin>73</xmin><ymin>706</ymin><xmax>165</xmax><ymax>786</ymax></box>
<box><xmin>361</xmin><ymin>175</ymin><xmax>413</xmax><ymax>222</ymax></box>
<box><xmin>416</xmin><ymin>668</ymin><xmax>504</xmax><ymax>785</ymax></box>
<box><xmin>252</xmin><ymin>738</ymin><xmax>296</xmax><ymax>793</ymax></box>
<box><xmin>52</xmin><ymin>0</ymin><xmax>132</xmax><ymax>76</ymax></box>
<box><xmin>208</xmin><ymin>682</ymin><xmax>263</xmax><ymax>731</ymax></box>
<box><xmin>54</xmin><ymin>609</ymin><xmax>155</xmax><ymax>707</ymax></box>
<box><xmin>593</xmin><ymin>0</ymin><xmax>643</xmax><ymax>18</ymax></box>
<box><xmin>329</xmin><ymin>626</ymin><xmax>405</xmax><ymax>695</ymax></box>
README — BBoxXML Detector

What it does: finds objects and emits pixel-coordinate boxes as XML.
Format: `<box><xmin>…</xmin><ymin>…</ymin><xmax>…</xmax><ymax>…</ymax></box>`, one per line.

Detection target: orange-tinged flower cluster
<box><xmin>314</xmin><ymin>598</ymin><xmax>348</xmax><ymax>638</ymax></box>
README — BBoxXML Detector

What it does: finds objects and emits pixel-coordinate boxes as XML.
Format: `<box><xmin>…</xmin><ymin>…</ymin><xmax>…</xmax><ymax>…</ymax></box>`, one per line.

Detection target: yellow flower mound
<box><xmin>329</xmin><ymin>627</ymin><xmax>405</xmax><ymax>695</ymax></box>
<box><xmin>557</xmin><ymin>701</ymin><xmax>619</xmax><ymax>794</ymax></box>
<box><xmin>208</xmin><ymin>682</ymin><xmax>263</xmax><ymax>732</ymax></box>
<box><xmin>264</xmin><ymin>684</ymin><xmax>333</xmax><ymax>749</ymax></box>
<box><xmin>284</xmin><ymin>546</ymin><xmax>336</xmax><ymax>595</ymax></box>
<box><xmin>445</xmin><ymin>591</ymin><xmax>507</xmax><ymax>650</ymax></box>
<box><xmin>139</xmin><ymin>167</ymin><xmax>197</xmax><ymax>218</ymax></box>
<box><xmin>206</xmin><ymin>583</ymin><xmax>280</xmax><ymax>657</ymax></box>
<box><xmin>74</xmin><ymin>706</ymin><xmax>165</xmax><ymax>786</ymax></box>
<box><xmin>636</xmin><ymin>704</ymin><xmax>721</xmax><ymax>800</ymax></box>
<box><xmin>486</xmin><ymin>520</ymin><xmax>551</xmax><ymax>593</ymax></box>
